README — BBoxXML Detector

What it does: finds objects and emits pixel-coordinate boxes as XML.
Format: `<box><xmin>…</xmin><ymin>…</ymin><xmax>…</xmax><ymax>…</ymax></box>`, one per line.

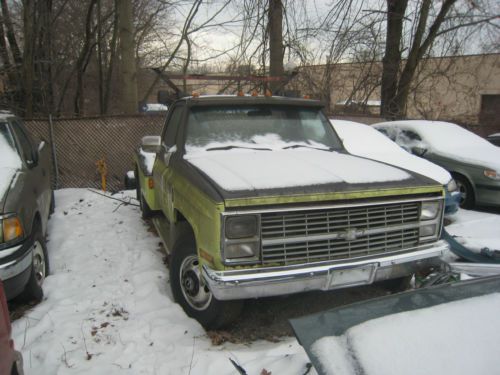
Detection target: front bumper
<box><xmin>0</xmin><ymin>239</ymin><xmax>34</xmax><ymax>300</ymax></box>
<box><xmin>202</xmin><ymin>241</ymin><xmax>448</xmax><ymax>300</ymax></box>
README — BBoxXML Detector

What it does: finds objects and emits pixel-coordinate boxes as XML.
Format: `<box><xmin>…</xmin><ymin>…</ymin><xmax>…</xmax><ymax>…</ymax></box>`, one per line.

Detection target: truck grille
<box><xmin>260</xmin><ymin>202</ymin><xmax>420</xmax><ymax>265</ymax></box>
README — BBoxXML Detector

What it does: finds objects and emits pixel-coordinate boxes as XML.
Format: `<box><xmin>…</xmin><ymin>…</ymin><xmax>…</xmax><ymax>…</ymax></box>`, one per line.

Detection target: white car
<box><xmin>330</xmin><ymin>119</ymin><xmax>460</xmax><ymax>215</ymax></box>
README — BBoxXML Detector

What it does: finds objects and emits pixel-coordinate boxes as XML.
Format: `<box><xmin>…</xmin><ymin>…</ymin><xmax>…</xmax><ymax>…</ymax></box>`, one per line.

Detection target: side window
<box><xmin>11</xmin><ymin>120</ymin><xmax>36</xmax><ymax>165</ymax></box>
<box><xmin>163</xmin><ymin>106</ymin><xmax>183</xmax><ymax>148</ymax></box>
<box><xmin>400</xmin><ymin>130</ymin><xmax>422</xmax><ymax>141</ymax></box>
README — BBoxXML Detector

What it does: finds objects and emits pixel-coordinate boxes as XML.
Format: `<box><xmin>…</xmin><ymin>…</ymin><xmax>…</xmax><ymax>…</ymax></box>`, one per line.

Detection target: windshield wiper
<box><xmin>282</xmin><ymin>144</ymin><xmax>334</xmax><ymax>152</ymax></box>
<box><xmin>206</xmin><ymin>145</ymin><xmax>272</xmax><ymax>151</ymax></box>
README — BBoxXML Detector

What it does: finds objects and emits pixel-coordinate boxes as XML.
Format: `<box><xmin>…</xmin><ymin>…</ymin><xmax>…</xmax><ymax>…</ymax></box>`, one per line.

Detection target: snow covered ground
<box><xmin>12</xmin><ymin>189</ymin><xmax>311</xmax><ymax>375</ymax></box>
<box><xmin>10</xmin><ymin>189</ymin><xmax>500</xmax><ymax>374</ymax></box>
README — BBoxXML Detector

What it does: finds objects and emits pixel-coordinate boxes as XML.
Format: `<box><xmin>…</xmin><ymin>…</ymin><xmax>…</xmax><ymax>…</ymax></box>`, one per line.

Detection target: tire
<box><xmin>453</xmin><ymin>173</ymin><xmax>474</xmax><ymax>209</ymax></box>
<box><xmin>139</xmin><ymin>193</ymin><xmax>154</xmax><ymax>219</ymax></box>
<box><xmin>17</xmin><ymin>225</ymin><xmax>49</xmax><ymax>303</ymax></box>
<box><xmin>378</xmin><ymin>275</ymin><xmax>413</xmax><ymax>293</ymax></box>
<box><xmin>170</xmin><ymin>235</ymin><xmax>243</xmax><ymax>329</ymax></box>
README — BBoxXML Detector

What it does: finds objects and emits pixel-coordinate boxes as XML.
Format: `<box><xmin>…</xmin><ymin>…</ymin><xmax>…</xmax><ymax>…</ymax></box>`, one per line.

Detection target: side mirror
<box><xmin>411</xmin><ymin>146</ymin><xmax>427</xmax><ymax>157</ymax></box>
<box><xmin>141</xmin><ymin>136</ymin><xmax>161</xmax><ymax>153</ymax></box>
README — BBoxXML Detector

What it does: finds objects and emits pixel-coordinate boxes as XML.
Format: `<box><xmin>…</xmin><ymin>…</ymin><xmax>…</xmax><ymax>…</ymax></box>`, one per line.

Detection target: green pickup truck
<box><xmin>134</xmin><ymin>95</ymin><xmax>448</xmax><ymax>328</ymax></box>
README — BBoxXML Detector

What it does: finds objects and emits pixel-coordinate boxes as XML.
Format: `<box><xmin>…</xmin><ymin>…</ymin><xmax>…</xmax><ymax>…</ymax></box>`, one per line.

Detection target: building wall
<box><xmin>292</xmin><ymin>54</ymin><xmax>500</xmax><ymax>133</ymax></box>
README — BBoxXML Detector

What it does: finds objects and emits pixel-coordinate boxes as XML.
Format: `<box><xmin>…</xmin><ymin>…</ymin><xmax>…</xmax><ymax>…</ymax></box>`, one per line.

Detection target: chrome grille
<box><xmin>260</xmin><ymin>202</ymin><xmax>420</xmax><ymax>265</ymax></box>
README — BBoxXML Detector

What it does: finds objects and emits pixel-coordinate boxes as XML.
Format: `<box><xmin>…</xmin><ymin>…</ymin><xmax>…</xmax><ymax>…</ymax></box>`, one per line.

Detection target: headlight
<box><xmin>484</xmin><ymin>169</ymin><xmax>500</xmax><ymax>181</ymax></box>
<box><xmin>0</xmin><ymin>215</ymin><xmax>24</xmax><ymax>243</ymax></box>
<box><xmin>446</xmin><ymin>179</ymin><xmax>458</xmax><ymax>192</ymax></box>
<box><xmin>225</xmin><ymin>215</ymin><xmax>258</xmax><ymax>239</ymax></box>
<box><xmin>420</xmin><ymin>201</ymin><xmax>440</xmax><ymax>220</ymax></box>
<box><xmin>223</xmin><ymin>215</ymin><xmax>260</xmax><ymax>264</ymax></box>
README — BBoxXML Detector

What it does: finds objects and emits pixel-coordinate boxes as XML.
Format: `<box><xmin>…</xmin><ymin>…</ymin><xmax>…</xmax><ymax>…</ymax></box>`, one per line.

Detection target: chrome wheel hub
<box><xmin>179</xmin><ymin>255</ymin><xmax>212</xmax><ymax>311</ymax></box>
<box><xmin>32</xmin><ymin>240</ymin><xmax>46</xmax><ymax>286</ymax></box>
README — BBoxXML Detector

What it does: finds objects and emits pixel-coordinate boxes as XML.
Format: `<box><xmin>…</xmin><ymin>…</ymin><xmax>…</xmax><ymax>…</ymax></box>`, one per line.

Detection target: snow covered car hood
<box><xmin>185</xmin><ymin>149</ymin><xmax>439</xmax><ymax>196</ymax></box>
<box><xmin>0</xmin><ymin>167</ymin><xmax>18</xmax><ymax>211</ymax></box>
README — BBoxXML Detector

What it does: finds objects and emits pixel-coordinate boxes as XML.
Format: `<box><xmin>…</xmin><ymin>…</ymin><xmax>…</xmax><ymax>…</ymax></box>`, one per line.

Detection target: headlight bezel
<box><xmin>484</xmin><ymin>169</ymin><xmax>500</xmax><ymax>181</ymax></box>
<box><xmin>221</xmin><ymin>214</ymin><xmax>261</xmax><ymax>265</ymax></box>
<box><xmin>419</xmin><ymin>199</ymin><xmax>444</xmax><ymax>242</ymax></box>
<box><xmin>0</xmin><ymin>213</ymin><xmax>25</xmax><ymax>246</ymax></box>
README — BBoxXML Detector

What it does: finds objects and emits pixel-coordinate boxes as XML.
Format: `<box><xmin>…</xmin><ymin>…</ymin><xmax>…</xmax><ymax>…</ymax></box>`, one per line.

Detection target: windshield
<box><xmin>185</xmin><ymin>105</ymin><xmax>343</xmax><ymax>152</ymax></box>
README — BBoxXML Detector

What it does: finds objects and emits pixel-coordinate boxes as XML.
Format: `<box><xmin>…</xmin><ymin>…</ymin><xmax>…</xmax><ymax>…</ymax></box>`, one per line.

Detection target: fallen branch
<box><xmin>86</xmin><ymin>189</ymin><xmax>139</xmax><ymax>207</ymax></box>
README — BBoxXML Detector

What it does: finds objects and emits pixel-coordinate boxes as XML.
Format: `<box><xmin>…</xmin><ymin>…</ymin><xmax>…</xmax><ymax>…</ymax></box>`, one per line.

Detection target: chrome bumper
<box><xmin>0</xmin><ymin>244</ymin><xmax>32</xmax><ymax>280</ymax></box>
<box><xmin>202</xmin><ymin>241</ymin><xmax>448</xmax><ymax>300</ymax></box>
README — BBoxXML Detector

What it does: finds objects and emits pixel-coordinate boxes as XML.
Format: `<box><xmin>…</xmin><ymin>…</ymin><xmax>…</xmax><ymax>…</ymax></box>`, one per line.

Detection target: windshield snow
<box><xmin>185</xmin><ymin>106</ymin><xmax>343</xmax><ymax>153</ymax></box>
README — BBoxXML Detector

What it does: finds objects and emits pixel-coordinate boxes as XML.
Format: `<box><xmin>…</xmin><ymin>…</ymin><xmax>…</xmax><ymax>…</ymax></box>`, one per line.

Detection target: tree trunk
<box><xmin>380</xmin><ymin>0</ymin><xmax>408</xmax><ymax>119</ymax></box>
<box><xmin>1</xmin><ymin>0</ymin><xmax>22</xmax><ymax>67</ymax></box>
<box><xmin>268</xmin><ymin>0</ymin><xmax>284</xmax><ymax>94</ymax></box>
<box><xmin>22</xmin><ymin>0</ymin><xmax>35</xmax><ymax>117</ymax></box>
<box><xmin>117</xmin><ymin>0</ymin><xmax>138</xmax><ymax>114</ymax></box>
<box><xmin>74</xmin><ymin>0</ymin><xmax>97</xmax><ymax>116</ymax></box>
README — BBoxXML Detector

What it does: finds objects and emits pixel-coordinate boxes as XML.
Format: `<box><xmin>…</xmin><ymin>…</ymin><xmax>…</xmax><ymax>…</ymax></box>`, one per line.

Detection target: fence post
<box><xmin>48</xmin><ymin>114</ymin><xmax>59</xmax><ymax>189</ymax></box>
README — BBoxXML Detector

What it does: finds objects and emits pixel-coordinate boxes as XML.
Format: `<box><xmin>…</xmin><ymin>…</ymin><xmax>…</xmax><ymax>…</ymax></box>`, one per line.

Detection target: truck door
<box><xmin>153</xmin><ymin>103</ymin><xmax>184</xmax><ymax>223</ymax></box>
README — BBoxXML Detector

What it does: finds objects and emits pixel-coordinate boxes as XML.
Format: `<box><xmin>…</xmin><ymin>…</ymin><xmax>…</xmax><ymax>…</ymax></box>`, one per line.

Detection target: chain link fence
<box><xmin>25</xmin><ymin>115</ymin><xmax>165</xmax><ymax>192</ymax></box>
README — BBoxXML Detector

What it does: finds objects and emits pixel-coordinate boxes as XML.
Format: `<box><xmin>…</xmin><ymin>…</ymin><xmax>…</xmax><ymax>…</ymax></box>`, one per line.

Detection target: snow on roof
<box><xmin>312</xmin><ymin>292</ymin><xmax>500</xmax><ymax>375</ymax></box>
<box><xmin>374</xmin><ymin>120</ymin><xmax>500</xmax><ymax>170</ymax></box>
<box><xmin>143</xmin><ymin>103</ymin><xmax>169</xmax><ymax>112</ymax></box>
<box><xmin>331</xmin><ymin>120</ymin><xmax>451</xmax><ymax>184</ymax></box>
<box><xmin>186</xmin><ymin>148</ymin><xmax>411</xmax><ymax>191</ymax></box>
<box><xmin>335</xmin><ymin>100</ymin><xmax>381</xmax><ymax>106</ymax></box>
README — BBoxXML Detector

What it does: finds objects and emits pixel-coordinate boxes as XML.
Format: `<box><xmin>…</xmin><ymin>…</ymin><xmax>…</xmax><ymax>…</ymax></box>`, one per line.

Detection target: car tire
<box><xmin>453</xmin><ymin>174</ymin><xmax>474</xmax><ymax>209</ymax></box>
<box><xmin>139</xmin><ymin>193</ymin><xmax>154</xmax><ymax>219</ymax></box>
<box><xmin>170</xmin><ymin>235</ymin><xmax>242</xmax><ymax>329</ymax></box>
<box><xmin>17</xmin><ymin>225</ymin><xmax>49</xmax><ymax>303</ymax></box>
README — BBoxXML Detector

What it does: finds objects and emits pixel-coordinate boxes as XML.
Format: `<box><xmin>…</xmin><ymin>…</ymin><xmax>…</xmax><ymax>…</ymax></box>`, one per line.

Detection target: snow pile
<box><xmin>331</xmin><ymin>120</ymin><xmax>450</xmax><ymax>184</ymax></box>
<box><xmin>12</xmin><ymin>189</ymin><xmax>310</xmax><ymax>375</ymax></box>
<box><xmin>186</xmin><ymin>149</ymin><xmax>411</xmax><ymax>191</ymax></box>
<box><xmin>312</xmin><ymin>293</ymin><xmax>500</xmax><ymax>375</ymax></box>
<box><xmin>446</xmin><ymin>209</ymin><xmax>500</xmax><ymax>254</ymax></box>
<box><xmin>374</xmin><ymin>120</ymin><xmax>500</xmax><ymax>170</ymax></box>
<box><xmin>0</xmin><ymin>131</ymin><xmax>22</xmax><ymax>199</ymax></box>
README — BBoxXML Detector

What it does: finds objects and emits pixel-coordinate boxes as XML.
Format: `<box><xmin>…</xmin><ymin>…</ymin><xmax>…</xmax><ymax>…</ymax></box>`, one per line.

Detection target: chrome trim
<box><xmin>449</xmin><ymin>262</ymin><xmax>500</xmax><ymax>277</ymax></box>
<box><xmin>203</xmin><ymin>241</ymin><xmax>448</xmax><ymax>300</ymax></box>
<box><xmin>261</xmin><ymin>221</ymin><xmax>422</xmax><ymax>246</ymax></box>
<box><xmin>0</xmin><ymin>247</ymin><xmax>32</xmax><ymax>280</ymax></box>
<box><xmin>222</xmin><ymin>196</ymin><xmax>444</xmax><ymax>216</ymax></box>
<box><xmin>0</xmin><ymin>244</ymin><xmax>23</xmax><ymax>259</ymax></box>
<box><xmin>0</xmin><ymin>213</ymin><xmax>16</xmax><ymax>220</ymax></box>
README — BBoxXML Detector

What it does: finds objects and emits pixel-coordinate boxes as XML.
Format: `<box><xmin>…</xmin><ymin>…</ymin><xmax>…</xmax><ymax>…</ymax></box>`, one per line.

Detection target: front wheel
<box><xmin>18</xmin><ymin>226</ymin><xmax>50</xmax><ymax>303</ymax></box>
<box><xmin>453</xmin><ymin>174</ymin><xmax>474</xmax><ymax>209</ymax></box>
<box><xmin>170</xmin><ymin>235</ymin><xmax>242</xmax><ymax>329</ymax></box>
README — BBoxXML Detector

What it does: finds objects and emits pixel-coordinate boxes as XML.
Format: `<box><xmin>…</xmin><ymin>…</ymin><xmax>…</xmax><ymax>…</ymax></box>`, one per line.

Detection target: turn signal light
<box><xmin>2</xmin><ymin>216</ymin><xmax>23</xmax><ymax>242</ymax></box>
<box><xmin>148</xmin><ymin>178</ymin><xmax>154</xmax><ymax>189</ymax></box>
<box><xmin>192</xmin><ymin>91</ymin><xmax>200</xmax><ymax>97</ymax></box>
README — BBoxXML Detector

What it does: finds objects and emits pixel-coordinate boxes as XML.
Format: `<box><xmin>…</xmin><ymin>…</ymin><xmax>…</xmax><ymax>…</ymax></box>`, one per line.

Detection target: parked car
<box><xmin>487</xmin><ymin>133</ymin><xmax>500</xmax><ymax>147</ymax></box>
<box><xmin>0</xmin><ymin>112</ymin><xmax>52</xmax><ymax>301</ymax></box>
<box><xmin>0</xmin><ymin>279</ymin><xmax>24</xmax><ymax>375</ymax></box>
<box><xmin>373</xmin><ymin>120</ymin><xmax>500</xmax><ymax>209</ymax></box>
<box><xmin>134</xmin><ymin>95</ymin><xmax>448</xmax><ymax>329</ymax></box>
<box><xmin>291</xmin><ymin>275</ymin><xmax>500</xmax><ymax>375</ymax></box>
<box><xmin>331</xmin><ymin>119</ymin><xmax>460</xmax><ymax>215</ymax></box>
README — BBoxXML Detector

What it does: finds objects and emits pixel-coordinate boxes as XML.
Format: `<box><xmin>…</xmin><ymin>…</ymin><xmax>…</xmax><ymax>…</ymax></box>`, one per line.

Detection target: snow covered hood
<box><xmin>291</xmin><ymin>276</ymin><xmax>500</xmax><ymax>375</ymax></box>
<box><xmin>0</xmin><ymin>134</ymin><xmax>22</xmax><ymax>208</ymax></box>
<box><xmin>331</xmin><ymin>120</ymin><xmax>451</xmax><ymax>185</ymax></box>
<box><xmin>185</xmin><ymin>149</ymin><xmax>421</xmax><ymax>193</ymax></box>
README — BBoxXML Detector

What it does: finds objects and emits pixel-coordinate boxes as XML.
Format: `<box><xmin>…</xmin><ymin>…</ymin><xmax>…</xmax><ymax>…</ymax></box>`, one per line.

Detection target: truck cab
<box><xmin>134</xmin><ymin>95</ymin><xmax>448</xmax><ymax>328</ymax></box>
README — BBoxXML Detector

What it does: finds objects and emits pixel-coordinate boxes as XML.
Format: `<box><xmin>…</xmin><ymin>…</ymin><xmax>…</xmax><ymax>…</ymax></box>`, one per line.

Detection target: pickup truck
<box><xmin>0</xmin><ymin>112</ymin><xmax>52</xmax><ymax>302</ymax></box>
<box><xmin>134</xmin><ymin>95</ymin><xmax>448</xmax><ymax>329</ymax></box>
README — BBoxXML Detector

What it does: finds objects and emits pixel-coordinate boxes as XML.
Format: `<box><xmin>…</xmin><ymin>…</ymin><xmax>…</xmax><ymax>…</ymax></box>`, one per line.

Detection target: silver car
<box><xmin>373</xmin><ymin>120</ymin><xmax>500</xmax><ymax>208</ymax></box>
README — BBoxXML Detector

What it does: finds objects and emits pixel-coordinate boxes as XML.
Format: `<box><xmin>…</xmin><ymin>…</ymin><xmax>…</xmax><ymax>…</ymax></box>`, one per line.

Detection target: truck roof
<box><xmin>177</xmin><ymin>95</ymin><xmax>324</xmax><ymax>108</ymax></box>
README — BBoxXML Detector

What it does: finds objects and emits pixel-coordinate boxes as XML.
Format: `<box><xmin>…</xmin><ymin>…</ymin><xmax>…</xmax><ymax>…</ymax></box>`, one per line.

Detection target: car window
<box><xmin>163</xmin><ymin>106</ymin><xmax>183</xmax><ymax>148</ymax></box>
<box><xmin>400</xmin><ymin>130</ymin><xmax>422</xmax><ymax>142</ymax></box>
<box><xmin>185</xmin><ymin>105</ymin><xmax>343</xmax><ymax>150</ymax></box>
<box><xmin>10</xmin><ymin>120</ymin><xmax>36</xmax><ymax>165</ymax></box>
<box><xmin>376</xmin><ymin>127</ymin><xmax>396</xmax><ymax>141</ymax></box>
